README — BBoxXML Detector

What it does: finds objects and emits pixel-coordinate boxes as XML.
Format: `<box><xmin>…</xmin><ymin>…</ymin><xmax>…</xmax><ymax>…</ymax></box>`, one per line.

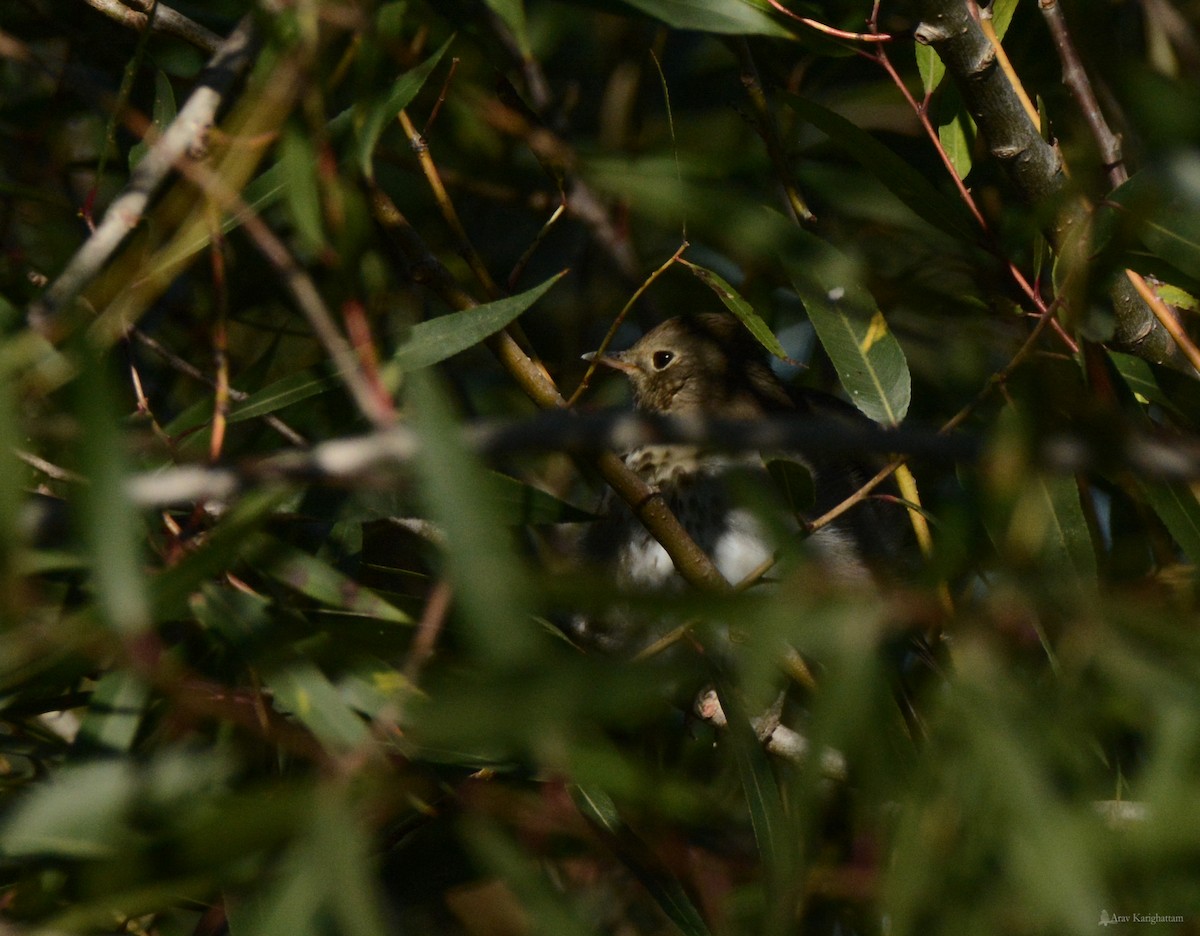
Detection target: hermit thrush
<box><xmin>575</xmin><ymin>312</ymin><xmax>905</xmax><ymax>651</ymax></box>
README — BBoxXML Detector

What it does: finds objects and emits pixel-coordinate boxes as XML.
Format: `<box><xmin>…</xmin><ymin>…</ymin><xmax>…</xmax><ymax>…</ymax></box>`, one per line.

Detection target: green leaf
<box><xmin>1138</xmin><ymin>480</ymin><xmax>1200</xmax><ymax>564</ymax></box>
<box><xmin>939</xmin><ymin>113</ymin><xmax>974</xmax><ymax>180</ymax></box>
<box><xmin>267</xmin><ymin>660</ymin><xmax>372</xmax><ymax>751</ymax></box>
<box><xmin>1109</xmin><ymin>159</ymin><xmax>1200</xmax><ymax>274</ymax></box>
<box><xmin>617</xmin><ymin>0</ymin><xmax>791</xmax><ymax>37</ymax></box>
<box><xmin>783</xmin><ymin>92</ymin><xmax>977</xmax><ymax>240</ymax></box>
<box><xmin>77</xmin><ymin>350</ymin><xmax>151</xmax><ymax>635</ymax></box>
<box><xmin>229</xmin><ymin>370</ymin><xmax>340</xmax><ymax>423</ymax></box>
<box><xmin>490</xmin><ymin>472</ymin><xmax>594</xmax><ymax>524</ymax></box>
<box><xmin>75</xmin><ymin>671</ymin><xmax>149</xmax><ymax>754</ymax></box>
<box><xmin>572</xmin><ymin>786</ymin><xmax>713</xmax><ymax>936</ymax></box>
<box><xmin>714</xmin><ymin>677</ymin><xmax>795</xmax><ymax>926</ymax></box>
<box><xmin>356</xmin><ymin>35</ymin><xmax>453</xmax><ymax>180</ymax></box>
<box><xmin>227</xmin><ymin>790</ymin><xmax>390</xmax><ymax>936</ymax></box>
<box><xmin>254</xmin><ymin>535</ymin><xmax>412</xmax><ymax>624</ymax></box>
<box><xmin>0</xmin><ymin>761</ymin><xmax>136</xmax><ymax>859</ymax></box>
<box><xmin>1034</xmin><ymin>475</ymin><xmax>1098</xmax><ymax>582</ymax></box>
<box><xmin>765</xmin><ymin>458</ymin><xmax>815</xmax><ymax>514</ymax></box>
<box><xmin>681</xmin><ymin>259</ymin><xmax>791</xmax><ymax>360</ymax></box>
<box><xmin>482</xmin><ymin>0</ymin><xmax>530</xmax><ymax>56</ymax></box>
<box><xmin>280</xmin><ymin>124</ymin><xmax>325</xmax><ymax>252</ymax></box>
<box><xmin>781</xmin><ymin>229</ymin><xmax>911</xmax><ymax>426</ymax></box>
<box><xmin>128</xmin><ymin>71</ymin><xmax>177</xmax><ymax>170</ymax></box>
<box><xmin>916</xmin><ymin>43</ymin><xmax>944</xmax><ymax>96</ymax></box>
<box><xmin>407</xmin><ymin>372</ymin><xmax>537</xmax><ymax>666</ymax></box>
<box><xmin>992</xmin><ymin>0</ymin><xmax>1021</xmax><ymax>38</ymax></box>
<box><xmin>384</xmin><ymin>270</ymin><xmax>566</xmax><ymax>383</ymax></box>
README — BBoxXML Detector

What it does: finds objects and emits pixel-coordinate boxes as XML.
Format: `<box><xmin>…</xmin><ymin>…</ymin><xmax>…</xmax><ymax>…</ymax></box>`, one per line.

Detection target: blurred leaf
<box><xmin>77</xmin><ymin>349</ymin><xmax>151</xmax><ymax>635</ymax></box>
<box><xmin>483</xmin><ymin>0</ymin><xmax>530</xmax><ymax>56</ymax></box>
<box><xmin>573</xmin><ymin>785</ymin><xmax>713</xmax><ymax>936</ymax></box>
<box><xmin>228</xmin><ymin>790</ymin><xmax>389</xmax><ymax>936</ymax></box>
<box><xmin>266</xmin><ymin>660</ymin><xmax>371</xmax><ymax>751</ymax></box>
<box><xmin>1109</xmin><ymin>350</ymin><xmax>1185</xmax><ymax>417</ymax></box>
<box><xmin>464</xmin><ymin>819</ymin><xmax>594</xmax><ymax>936</ymax></box>
<box><xmin>407</xmin><ymin>372</ymin><xmax>537</xmax><ymax>665</ymax></box>
<box><xmin>1138</xmin><ymin>480</ymin><xmax>1200</xmax><ymax>564</ymax></box>
<box><xmin>357</xmin><ymin>35</ymin><xmax>453</xmax><ymax>180</ymax></box>
<box><xmin>680</xmin><ymin>259</ymin><xmax>791</xmax><ymax>360</ymax></box>
<box><xmin>616</xmin><ymin>0</ymin><xmax>791</xmax><ymax>37</ymax></box>
<box><xmin>490</xmin><ymin>472</ymin><xmax>594</xmax><ymax>524</ymax></box>
<box><xmin>384</xmin><ymin>270</ymin><xmax>566</xmax><ymax>382</ymax></box>
<box><xmin>782</xmin><ymin>230</ymin><xmax>911</xmax><ymax>425</ymax></box>
<box><xmin>128</xmin><ymin>70</ymin><xmax>177</xmax><ymax>170</ymax></box>
<box><xmin>254</xmin><ymin>534</ymin><xmax>412</xmax><ymax>624</ymax></box>
<box><xmin>716</xmin><ymin>678</ymin><xmax>795</xmax><ymax>931</ymax></box>
<box><xmin>280</xmin><ymin>124</ymin><xmax>325</xmax><ymax>253</ymax></box>
<box><xmin>0</xmin><ymin>761</ymin><xmax>136</xmax><ymax>859</ymax></box>
<box><xmin>783</xmin><ymin>92</ymin><xmax>977</xmax><ymax>240</ymax></box>
<box><xmin>75</xmin><ymin>670</ymin><xmax>149</xmax><ymax>753</ymax></box>
<box><xmin>766</xmin><ymin>458</ymin><xmax>815</xmax><ymax>514</ymax></box>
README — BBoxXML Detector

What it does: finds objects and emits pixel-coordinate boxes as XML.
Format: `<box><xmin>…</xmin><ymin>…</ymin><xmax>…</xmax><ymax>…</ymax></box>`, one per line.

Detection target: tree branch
<box><xmin>914</xmin><ymin>0</ymin><xmax>1195</xmax><ymax>374</ymax></box>
<box><xmin>28</xmin><ymin>15</ymin><xmax>257</xmax><ymax>334</ymax></box>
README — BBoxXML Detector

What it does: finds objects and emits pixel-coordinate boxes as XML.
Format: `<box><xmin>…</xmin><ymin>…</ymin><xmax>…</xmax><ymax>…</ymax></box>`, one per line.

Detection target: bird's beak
<box><xmin>581</xmin><ymin>349</ymin><xmax>638</xmax><ymax>375</ymax></box>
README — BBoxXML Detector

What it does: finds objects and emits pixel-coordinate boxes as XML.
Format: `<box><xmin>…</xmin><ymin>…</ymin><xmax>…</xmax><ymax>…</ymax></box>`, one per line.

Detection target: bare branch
<box><xmin>28</xmin><ymin>15</ymin><xmax>257</xmax><ymax>333</ymax></box>
<box><xmin>81</xmin><ymin>0</ymin><xmax>223</xmax><ymax>54</ymax></box>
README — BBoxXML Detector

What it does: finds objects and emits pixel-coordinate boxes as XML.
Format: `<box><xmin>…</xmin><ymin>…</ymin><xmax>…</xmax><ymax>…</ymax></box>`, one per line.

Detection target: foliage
<box><xmin>1</xmin><ymin>1</ymin><xmax>1199</xmax><ymax>935</ymax></box>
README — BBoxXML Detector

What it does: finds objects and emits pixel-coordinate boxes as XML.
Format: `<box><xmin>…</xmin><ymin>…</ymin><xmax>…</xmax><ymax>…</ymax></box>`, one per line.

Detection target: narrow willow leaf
<box><xmin>1001</xmin><ymin>475</ymin><xmax>1098</xmax><ymax>583</ymax></box>
<box><xmin>490</xmin><ymin>472</ymin><xmax>594</xmax><ymax>524</ymax></box>
<box><xmin>75</xmin><ymin>671</ymin><xmax>149</xmax><ymax>754</ymax></box>
<box><xmin>267</xmin><ymin>660</ymin><xmax>371</xmax><ymax>751</ymax></box>
<box><xmin>408</xmin><ymin>372</ymin><xmax>537</xmax><ymax>665</ymax></box>
<box><xmin>1109</xmin><ymin>160</ymin><xmax>1200</xmax><ymax>274</ymax></box>
<box><xmin>77</xmin><ymin>351</ymin><xmax>151</xmax><ymax>635</ymax></box>
<box><xmin>384</xmin><ymin>270</ymin><xmax>565</xmax><ymax>381</ymax></box>
<box><xmin>617</xmin><ymin>0</ymin><xmax>791</xmax><ymax>37</ymax></box>
<box><xmin>783</xmin><ymin>92</ymin><xmax>977</xmax><ymax>240</ymax></box>
<box><xmin>280</xmin><ymin>124</ymin><xmax>325</xmax><ymax>252</ymax></box>
<box><xmin>128</xmin><ymin>70</ymin><xmax>177</xmax><ymax>169</ymax></box>
<box><xmin>482</xmin><ymin>0</ymin><xmax>530</xmax><ymax>56</ymax></box>
<box><xmin>229</xmin><ymin>370</ymin><xmax>339</xmax><ymax>422</ymax></box>
<box><xmin>573</xmin><ymin>785</ymin><xmax>713</xmax><ymax>936</ymax></box>
<box><xmin>782</xmin><ymin>232</ymin><xmax>911</xmax><ymax>425</ymax></box>
<box><xmin>1138</xmin><ymin>480</ymin><xmax>1200</xmax><ymax>564</ymax></box>
<box><xmin>357</xmin><ymin>35</ymin><xmax>453</xmax><ymax>180</ymax></box>
<box><xmin>254</xmin><ymin>535</ymin><xmax>412</xmax><ymax>624</ymax></box>
<box><xmin>714</xmin><ymin>677</ymin><xmax>795</xmax><ymax>917</ymax></box>
<box><xmin>681</xmin><ymin>260</ymin><xmax>790</xmax><ymax>359</ymax></box>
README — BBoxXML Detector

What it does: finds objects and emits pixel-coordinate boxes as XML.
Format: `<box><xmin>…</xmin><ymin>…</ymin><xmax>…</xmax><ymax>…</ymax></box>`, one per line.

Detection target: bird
<box><xmin>572</xmin><ymin>311</ymin><xmax>908</xmax><ymax>652</ymax></box>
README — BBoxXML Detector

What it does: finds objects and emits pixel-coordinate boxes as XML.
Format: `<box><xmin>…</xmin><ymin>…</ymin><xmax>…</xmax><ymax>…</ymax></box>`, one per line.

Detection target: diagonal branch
<box><xmin>28</xmin><ymin>15</ymin><xmax>257</xmax><ymax>334</ymax></box>
<box><xmin>914</xmin><ymin>0</ymin><xmax>1195</xmax><ymax>375</ymax></box>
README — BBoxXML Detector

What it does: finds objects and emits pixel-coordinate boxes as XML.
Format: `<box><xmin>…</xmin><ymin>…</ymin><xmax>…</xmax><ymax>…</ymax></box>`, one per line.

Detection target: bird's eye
<box><xmin>651</xmin><ymin>350</ymin><xmax>675</xmax><ymax>370</ymax></box>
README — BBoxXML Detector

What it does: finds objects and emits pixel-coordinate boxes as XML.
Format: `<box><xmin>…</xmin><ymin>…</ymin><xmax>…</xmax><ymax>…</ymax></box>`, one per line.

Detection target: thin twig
<box><xmin>764</xmin><ymin>0</ymin><xmax>892</xmax><ymax>43</ymax></box>
<box><xmin>131</xmin><ymin>329</ymin><xmax>309</xmax><ymax>447</ymax></box>
<box><xmin>735</xmin><ymin>40</ymin><xmax>815</xmax><ymax>223</ymax></box>
<box><xmin>1038</xmin><ymin>0</ymin><xmax>1127</xmax><ymax>186</ymax></box>
<box><xmin>566</xmin><ymin>241</ymin><xmax>689</xmax><ymax>407</ymax></box>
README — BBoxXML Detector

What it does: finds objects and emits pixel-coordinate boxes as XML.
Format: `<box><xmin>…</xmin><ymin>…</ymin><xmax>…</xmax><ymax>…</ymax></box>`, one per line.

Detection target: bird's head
<box><xmin>586</xmin><ymin>313</ymin><xmax>790</xmax><ymax>416</ymax></box>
